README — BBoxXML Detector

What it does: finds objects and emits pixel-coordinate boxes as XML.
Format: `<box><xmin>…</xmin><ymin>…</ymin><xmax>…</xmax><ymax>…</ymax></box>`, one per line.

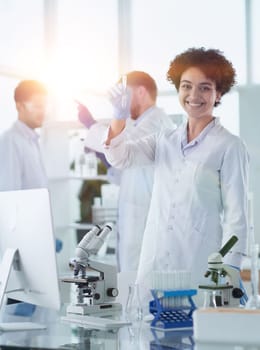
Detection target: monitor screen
<box><xmin>0</xmin><ymin>188</ymin><xmax>60</xmax><ymax>310</ymax></box>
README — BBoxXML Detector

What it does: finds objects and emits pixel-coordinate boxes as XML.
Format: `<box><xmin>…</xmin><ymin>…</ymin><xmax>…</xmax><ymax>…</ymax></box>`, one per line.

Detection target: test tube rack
<box><xmin>149</xmin><ymin>289</ymin><xmax>197</xmax><ymax>330</ymax></box>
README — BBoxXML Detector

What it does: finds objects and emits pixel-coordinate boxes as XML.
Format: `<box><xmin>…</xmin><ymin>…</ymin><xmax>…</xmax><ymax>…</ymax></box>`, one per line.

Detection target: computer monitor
<box><xmin>0</xmin><ymin>188</ymin><xmax>61</xmax><ymax>312</ymax></box>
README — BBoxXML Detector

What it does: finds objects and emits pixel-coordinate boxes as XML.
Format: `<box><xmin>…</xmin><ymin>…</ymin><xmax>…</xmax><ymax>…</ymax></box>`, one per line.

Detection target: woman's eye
<box><xmin>180</xmin><ymin>84</ymin><xmax>191</xmax><ymax>90</ymax></box>
<box><xmin>200</xmin><ymin>86</ymin><xmax>211</xmax><ymax>92</ymax></box>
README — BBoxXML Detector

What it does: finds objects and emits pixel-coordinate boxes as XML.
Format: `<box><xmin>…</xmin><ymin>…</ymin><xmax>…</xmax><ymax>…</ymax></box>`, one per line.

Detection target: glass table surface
<box><xmin>0</xmin><ymin>305</ymin><xmax>260</xmax><ymax>350</ymax></box>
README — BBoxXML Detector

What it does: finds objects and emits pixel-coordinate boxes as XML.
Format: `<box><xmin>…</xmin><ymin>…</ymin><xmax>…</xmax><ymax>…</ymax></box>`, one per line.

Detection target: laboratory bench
<box><xmin>1</xmin><ymin>305</ymin><xmax>260</xmax><ymax>350</ymax></box>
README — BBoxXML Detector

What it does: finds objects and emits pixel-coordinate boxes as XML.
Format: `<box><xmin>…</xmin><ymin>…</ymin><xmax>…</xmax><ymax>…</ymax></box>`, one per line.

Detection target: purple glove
<box><xmin>84</xmin><ymin>146</ymin><xmax>111</xmax><ymax>169</ymax></box>
<box><xmin>95</xmin><ymin>151</ymin><xmax>111</xmax><ymax>169</ymax></box>
<box><xmin>77</xmin><ymin>102</ymin><xmax>96</xmax><ymax>129</ymax></box>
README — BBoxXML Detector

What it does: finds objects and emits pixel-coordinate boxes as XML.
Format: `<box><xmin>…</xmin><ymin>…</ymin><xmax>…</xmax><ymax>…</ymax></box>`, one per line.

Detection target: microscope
<box><xmin>62</xmin><ymin>224</ymin><xmax>122</xmax><ymax>316</ymax></box>
<box><xmin>199</xmin><ymin>235</ymin><xmax>244</xmax><ymax>307</ymax></box>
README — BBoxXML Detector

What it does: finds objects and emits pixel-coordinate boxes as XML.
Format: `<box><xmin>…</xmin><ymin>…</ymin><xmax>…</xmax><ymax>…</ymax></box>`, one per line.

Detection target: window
<box><xmin>0</xmin><ymin>1</ymin><xmax>45</xmax><ymax>73</ymax></box>
<box><xmin>251</xmin><ymin>0</ymin><xmax>260</xmax><ymax>83</ymax></box>
<box><xmin>49</xmin><ymin>0</ymin><xmax>118</xmax><ymax>120</ymax></box>
<box><xmin>131</xmin><ymin>0</ymin><xmax>246</xmax><ymax>91</ymax></box>
<box><xmin>0</xmin><ymin>76</ymin><xmax>19</xmax><ymax>132</ymax></box>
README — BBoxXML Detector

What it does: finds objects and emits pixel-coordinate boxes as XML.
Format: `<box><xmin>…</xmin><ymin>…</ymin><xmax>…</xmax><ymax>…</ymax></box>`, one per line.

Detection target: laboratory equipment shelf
<box><xmin>49</xmin><ymin>175</ymin><xmax>108</xmax><ymax>182</ymax></box>
<box><xmin>69</xmin><ymin>175</ymin><xmax>108</xmax><ymax>181</ymax></box>
<box><xmin>149</xmin><ymin>289</ymin><xmax>197</xmax><ymax>330</ymax></box>
<box><xmin>41</xmin><ymin>120</ymin><xmax>116</xmax><ymax>297</ymax></box>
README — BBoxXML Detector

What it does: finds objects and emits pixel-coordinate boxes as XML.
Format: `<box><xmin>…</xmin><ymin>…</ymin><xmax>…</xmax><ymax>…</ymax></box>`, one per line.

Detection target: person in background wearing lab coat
<box><xmin>77</xmin><ymin>71</ymin><xmax>175</xmax><ymax>272</ymax></box>
<box><xmin>0</xmin><ymin>80</ymin><xmax>48</xmax><ymax>191</ymax></box>
<box><xmin>0</xmin><ymin>80</ymin><xmax>62</xmax><ymax>314</ymax></box>
<box><xmin>103</xmin><ymin>48</ymin><xmax>249</xmax><ymax>309</ymax></box>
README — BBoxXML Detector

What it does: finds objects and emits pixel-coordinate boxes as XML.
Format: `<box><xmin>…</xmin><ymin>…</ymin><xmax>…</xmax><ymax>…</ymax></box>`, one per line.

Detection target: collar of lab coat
<box><xmin>181</xmin><ymin>117</ymin><xmax>219</xmax><ymax>150</ymax></box>
<box><xmin>14</xmin><ymin>120</ymin><xmax>39</xmax><ymax>142</ymax></box>
<box><xmin>131</xmin><ymin>105</ymin><xmax>158</xmax><ymax>126</ymax></box>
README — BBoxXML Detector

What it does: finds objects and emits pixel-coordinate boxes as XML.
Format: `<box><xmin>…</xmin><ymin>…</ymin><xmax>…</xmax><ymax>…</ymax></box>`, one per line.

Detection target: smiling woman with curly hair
<box><xmin>104</xmin><ymin>47</ymin><xmax>249</xmax><ymax>310</ymax></box>
<box><xmin>167</xmin><ymin>47</ymin><xmax>236</xmax><ymax>106</ymax></box>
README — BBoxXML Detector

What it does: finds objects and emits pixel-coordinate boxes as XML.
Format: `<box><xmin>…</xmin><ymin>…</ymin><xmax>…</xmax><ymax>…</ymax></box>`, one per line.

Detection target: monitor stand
<box><xmin>0</xmin><ymin>248</ymin><xmax>46</xmax><ymax>332</ymax></box>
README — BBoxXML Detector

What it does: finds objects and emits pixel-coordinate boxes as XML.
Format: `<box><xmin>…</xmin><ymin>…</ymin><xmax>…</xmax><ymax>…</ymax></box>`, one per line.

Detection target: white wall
<box><xmin>239</xmin><ymin>85</ymin><xmax>260</xmax><ymax>243</ymax></box>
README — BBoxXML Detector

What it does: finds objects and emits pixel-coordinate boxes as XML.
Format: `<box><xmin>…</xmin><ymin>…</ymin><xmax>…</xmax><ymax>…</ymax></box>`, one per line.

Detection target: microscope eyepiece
<box><xmin>219</xmin><ymin>235</ymin><xmax>238</xmax><ymax>257</ymax></box>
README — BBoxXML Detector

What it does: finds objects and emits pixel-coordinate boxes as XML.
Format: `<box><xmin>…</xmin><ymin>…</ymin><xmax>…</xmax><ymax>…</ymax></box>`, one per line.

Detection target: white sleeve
<box><xmin>221</xmin><ymin>138</ymin><xmax>249</xmax><ymax>267</ymax></box>
<box><xmin>84</xmin><ymin>122</ymin><xmax>110</xmax><ymax>153</ymax></box>
<box><xmin>103</xmin><ymin>127</ymin><xmax>157</xmax><ymax>170</ymax></box>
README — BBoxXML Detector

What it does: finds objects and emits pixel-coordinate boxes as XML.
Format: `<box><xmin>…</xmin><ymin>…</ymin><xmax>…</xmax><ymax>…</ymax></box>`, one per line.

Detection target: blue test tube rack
<box><xmin>149</xmin><ymin>289</ymin><xmax>197</xmax><ymax>330</ymax></box>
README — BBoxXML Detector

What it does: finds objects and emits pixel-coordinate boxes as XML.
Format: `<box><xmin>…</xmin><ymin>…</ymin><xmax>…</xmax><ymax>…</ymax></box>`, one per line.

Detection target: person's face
<box><xmin>17</xmin><ymin>94</ymin><xmax>48</xmax><ymax>129</ymax></box>
<box><xmin>178</xmin><ymin>67</ymin><xmax>221</xmax><ymax>120</ymax></box>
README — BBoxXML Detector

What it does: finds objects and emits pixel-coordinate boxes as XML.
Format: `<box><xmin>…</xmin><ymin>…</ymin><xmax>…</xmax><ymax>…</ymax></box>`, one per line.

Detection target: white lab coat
<box><xmin>104</xmin><ymin>118</ymin><xmax>249</xmax><ymax>306</ymax></box>
<box><xmin>0</xmin><ymin>120</ymin><xmax>48</xmax><ymax>191</ymax></box>
<box><xmin>85</xmin><ymin>106</ymin><xmax>175</xmax><ymax>271</ymax></box>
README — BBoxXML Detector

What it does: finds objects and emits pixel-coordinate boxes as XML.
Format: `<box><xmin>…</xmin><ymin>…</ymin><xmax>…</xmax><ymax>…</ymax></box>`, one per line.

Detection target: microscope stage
<box><xmin>198</xmin><ymin>284</ymin><xmax>233</xmax><ymax>290</ymax></box>
<box><xmin>61</xmin><ymin>276</ymin><xmax>99</xmax><ymax>284</ymax></box>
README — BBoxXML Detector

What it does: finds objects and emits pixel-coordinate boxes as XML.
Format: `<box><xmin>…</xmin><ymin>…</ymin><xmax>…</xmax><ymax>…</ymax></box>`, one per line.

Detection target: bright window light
<box><xmin>131</xmin><ymin>0</ymin><xmax>246</xmax><ymax>90</ymax></box>
<box><xmin>40</xmin><ymin>0</ymin><xmax>118</xmax><ymax>121</ymax></box>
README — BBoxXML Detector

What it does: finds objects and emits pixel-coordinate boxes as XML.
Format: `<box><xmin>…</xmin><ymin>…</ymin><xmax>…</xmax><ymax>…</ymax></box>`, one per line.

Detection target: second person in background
<box><xmin>0</xmin><ymin>80</ymin><xmax>48</xmax><ymax>191</ymax></box>
<box><xmin>77</xmin><ymin>71</ymin><xmax>175</xmax><ymax>272</ymax></box>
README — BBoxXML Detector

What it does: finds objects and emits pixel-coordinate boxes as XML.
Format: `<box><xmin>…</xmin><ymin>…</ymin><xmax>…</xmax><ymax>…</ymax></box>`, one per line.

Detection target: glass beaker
<box><xmin>125</xmin><ymin>283</ymin><xmax>143</xmax><ymax>323</ymax></box>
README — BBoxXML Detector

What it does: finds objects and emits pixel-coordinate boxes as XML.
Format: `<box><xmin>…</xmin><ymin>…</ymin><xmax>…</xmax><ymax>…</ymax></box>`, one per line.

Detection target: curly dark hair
<box><xmin>167</xmin><ymin>47</ymin><xmax>236</xmax><ymax>107</ymax></box>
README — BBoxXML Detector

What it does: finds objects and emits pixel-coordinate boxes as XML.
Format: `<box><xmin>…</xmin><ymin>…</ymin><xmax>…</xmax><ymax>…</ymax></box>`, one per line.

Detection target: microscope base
<box><xmin>66</xmin><ymin>302</ymin><xmax>122</xmax><ymax>316</ymax></box>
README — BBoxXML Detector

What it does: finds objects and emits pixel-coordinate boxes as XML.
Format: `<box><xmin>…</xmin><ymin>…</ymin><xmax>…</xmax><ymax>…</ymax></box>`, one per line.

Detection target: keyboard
<box><xmin>0</xmin><ymin>322</ymin><xmax>46</xmax><ymax>332</ymax></box>
<box><xmin>61</xmin><ymin>314</ymin><xmax>131</xmax><ymax>329</ymax></box>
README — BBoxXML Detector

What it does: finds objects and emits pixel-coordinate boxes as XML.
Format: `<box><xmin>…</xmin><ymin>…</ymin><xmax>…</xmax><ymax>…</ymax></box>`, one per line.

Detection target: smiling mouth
<box><xmin>186</xmin><ymin>101</ymin><xmax>204</xmax><ymax>107</ymax></box>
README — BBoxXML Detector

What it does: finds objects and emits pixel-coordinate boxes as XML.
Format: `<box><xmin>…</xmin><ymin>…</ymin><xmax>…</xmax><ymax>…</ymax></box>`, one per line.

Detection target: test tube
<box><xmin>121</xmin><ymin>74</ymin><xmax>127</xmax><ymax>109</ymax></box>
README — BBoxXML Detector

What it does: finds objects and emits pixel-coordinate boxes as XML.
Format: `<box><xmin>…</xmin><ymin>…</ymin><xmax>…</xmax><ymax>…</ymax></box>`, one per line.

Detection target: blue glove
<box><xmin>13</xmin><ymin>302</ymin><xmax>36</xmax><ymax>317</ymax></box>
<box><xmin>239</xmin><ymin>279</ymin><xmax>248</xmax><ymax>306</ymax></box>
<box><xmin>55</xmin><ymin>238</ymin><xmax>63</xmax><ymax>253</ymax></box>
<box><xmin>77</xmin><ymin>102</ymin><xmax>96</xmax><ymax>129</ymax></box>
<box><xmin>108</xmin><ymin>83</ymin><xmax>131</xmax><ymax>120</ymax></box>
